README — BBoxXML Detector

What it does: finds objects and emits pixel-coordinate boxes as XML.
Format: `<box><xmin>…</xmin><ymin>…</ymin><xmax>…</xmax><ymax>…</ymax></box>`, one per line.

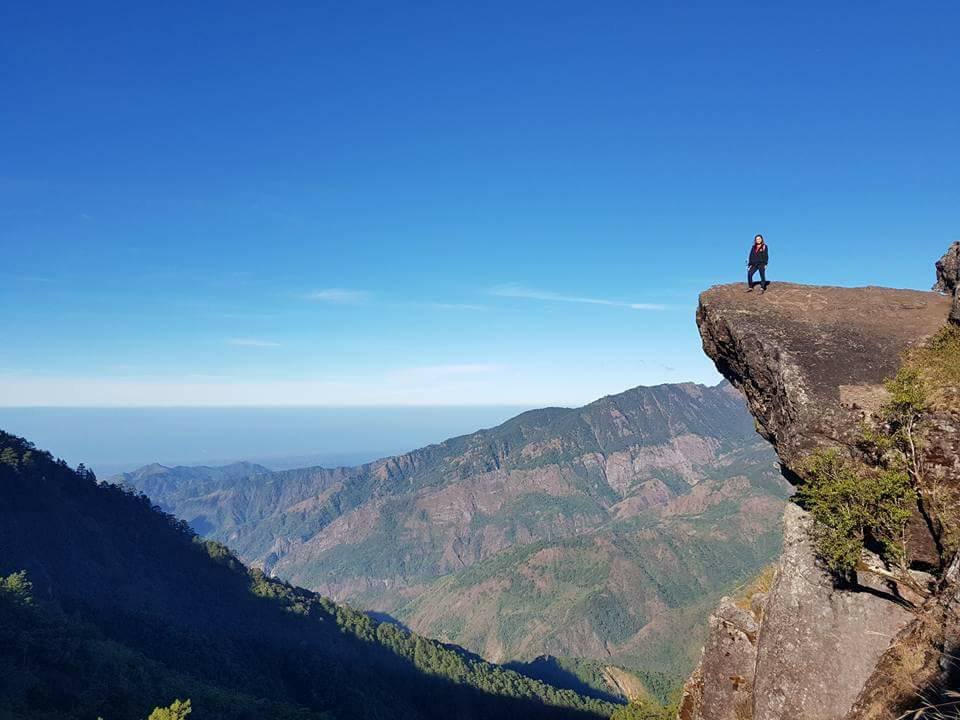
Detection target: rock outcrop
<box><xmin>684</xmin><ymin>255</ymin><xmax>960</xmax><ymax>720</ymax></box>
<box><xmin>752</xmin><ymin>505</ymin><xmax>913</xmax><ymax>720</ymax></box>
<box><xmin>696</xmin><ymin>282</ymin><xmax>950</xmax><ymax>470</ymax></box>
<box><xmin>934</xmin><ymin>241</ymin><xmax>960</xmax><ymax>323</ymax></box>
<box><xmin>680</xmin><ymin>505</ymin><xmax>915</xmax><ymax>720</ymax></box>
<box><xmin>697</xmin><ymin>282</ymin><xmax>953</xmax><ymax>566</ymax></box>
<box><xmin>679</xmin><ymin>599</ymin><xmax>759</xmax><ymax>720</ymax></box>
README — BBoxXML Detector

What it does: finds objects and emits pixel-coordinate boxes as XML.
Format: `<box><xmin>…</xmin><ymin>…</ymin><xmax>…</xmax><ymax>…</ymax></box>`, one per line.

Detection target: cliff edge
<box><xmin>697</xmin><ymin>281</ymin><xmax>949</xmax><ymax>470</ymax></box>
<box><xmin>682</xmin><ymin>250</ymin><xmax>960</xmax><ymax>720</ymax></box>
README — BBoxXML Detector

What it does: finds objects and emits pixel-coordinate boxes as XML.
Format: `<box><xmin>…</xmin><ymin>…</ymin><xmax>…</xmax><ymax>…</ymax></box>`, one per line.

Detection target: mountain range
<box><xmin>116</xmin><ymin>382</ymin><xmax>790</xmax><ymax>682</ymax></box>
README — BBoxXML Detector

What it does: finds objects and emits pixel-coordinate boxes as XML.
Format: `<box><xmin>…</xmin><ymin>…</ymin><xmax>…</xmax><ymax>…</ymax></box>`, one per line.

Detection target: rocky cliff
<box><xmin>935</xmin><ymin>241</ymin><xmax>960</xmax><ymax>323</ymax></box>
<box><xmin>683</xmin><ymin>253</ymin><xmax>960</xmax><ymax>720</ymax></box>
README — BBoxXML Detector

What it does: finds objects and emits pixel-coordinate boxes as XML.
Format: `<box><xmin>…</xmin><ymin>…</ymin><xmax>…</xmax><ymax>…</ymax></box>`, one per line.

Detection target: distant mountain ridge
<box><xmin>117</xmin><ymin>382</ymin><xmax>789</xmax><ymax>682</ymax></box>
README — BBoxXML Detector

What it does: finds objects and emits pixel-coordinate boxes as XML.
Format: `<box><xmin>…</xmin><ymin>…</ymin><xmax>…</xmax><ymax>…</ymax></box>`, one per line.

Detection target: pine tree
<box><xmin>147</xmin><ymin>699</ymin><xmax>192</xmax><ymax>720</ymax></box>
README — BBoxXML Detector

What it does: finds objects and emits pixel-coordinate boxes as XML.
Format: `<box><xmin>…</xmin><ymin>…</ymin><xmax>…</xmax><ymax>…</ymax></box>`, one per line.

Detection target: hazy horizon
<box><xmin>0</xmin><ymin>405</ymin><xmax>531</xmax><ymax>477</ymax></box>
<box><xmin>0</xmin><ymin>378</ymin><xmax>737</xmax><ymax>475</ymax></box>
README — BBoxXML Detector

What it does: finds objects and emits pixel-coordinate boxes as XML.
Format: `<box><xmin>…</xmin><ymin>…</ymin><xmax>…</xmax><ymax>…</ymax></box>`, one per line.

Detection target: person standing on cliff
<box><xmin>747</xmin><ymin>234</ymin><xmax>769</xmax><ymax>292</ymax></box>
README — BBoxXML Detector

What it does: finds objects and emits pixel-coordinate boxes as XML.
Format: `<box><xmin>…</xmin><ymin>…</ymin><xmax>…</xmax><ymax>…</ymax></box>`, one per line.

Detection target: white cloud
<box><xmin>0</xmin><ymin>355</ymin><xmax>724</xmax><ymax>408</ymax></box>
<box><xmin>387</xmin><ymin>363</ymin><xmax>504</xmax><ymax>382</ymax></box>
<box><xmin>211</xmin><ymin>312</ymin><xmax>280</xmax><ymax>320</ymax></box>
<box><xmin>226</xmin><ymin>338</ymin><xmax>281</xmax><ymax>347</ymax></box>
<box><xmin>0</xmin><ymin>364</ymin><xmax>512</xmax><ymax>407</ymax></box>
<box><xmin>8</xmin><ymin>274</ymin><xmax>54</xmax><ymax>283</ymax></box>
<box><xmin>304</xmin><ymin>288</ymin><xmax>370</xmax><ymax>304</ymax></box>
<box><xmin>419</xmin><ymin>302</ymin><xmax>490</xmax><ymax>311</ymax></box>
<box><xmin>303</xmin><ymin>292</ymin><xmax>491</xmax><ymax>311</ymax></box>
<box><xmin>489</xmin><ymin>283</ymin><xmax>667</xmax><ymax>310</ymax></box>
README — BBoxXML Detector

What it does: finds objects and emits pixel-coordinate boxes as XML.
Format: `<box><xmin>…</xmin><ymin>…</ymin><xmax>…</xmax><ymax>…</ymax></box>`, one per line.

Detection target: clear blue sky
<box><xmin>3</xmin><ymin>1</ymin><xmax>958</xmax><ymax>406</ymax></box>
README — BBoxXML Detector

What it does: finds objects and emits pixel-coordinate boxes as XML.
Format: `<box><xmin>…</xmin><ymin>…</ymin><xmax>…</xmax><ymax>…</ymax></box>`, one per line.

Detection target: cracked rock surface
<box><xmin>934</xmin><ymin>241</ymin><xmax>960</xmax><ymax>323</ymax></box>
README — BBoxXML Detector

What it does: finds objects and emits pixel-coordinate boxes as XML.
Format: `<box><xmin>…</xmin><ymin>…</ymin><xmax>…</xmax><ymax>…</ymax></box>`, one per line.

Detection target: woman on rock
<box><xmin>747</xmin><ymin>234</ymin><xmax>769</xmax><ymax>292</ymax></box>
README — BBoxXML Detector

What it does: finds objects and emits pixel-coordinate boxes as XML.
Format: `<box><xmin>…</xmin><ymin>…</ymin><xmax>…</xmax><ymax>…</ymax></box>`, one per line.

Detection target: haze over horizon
<box><xmin>0</xmin><ymin>404</ymin><xmax>532</xmax><ymax>475</ymax></box>
<box><xmin>0</xmin><ymin>377</ymin><xmax>731</xmax><ymax>475</ymax></box>
<box><xmin>4</xmin><ymin>2</ymin><xmax>958</xmax><ymax>407</ymax></box>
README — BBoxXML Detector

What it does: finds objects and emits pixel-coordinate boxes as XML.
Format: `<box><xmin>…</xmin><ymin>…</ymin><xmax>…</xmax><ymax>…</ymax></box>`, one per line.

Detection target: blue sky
<box><xmin>3</xmin><ymin>1</ymin><xmax>958</xmax><ymax>407</ymax></box>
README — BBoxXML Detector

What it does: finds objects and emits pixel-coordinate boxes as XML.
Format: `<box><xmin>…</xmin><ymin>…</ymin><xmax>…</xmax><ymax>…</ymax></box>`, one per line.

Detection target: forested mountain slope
<box><xmin>0</xmin><ymin>430</ymin><xmax>617</xmax><ymax>720</ymax></box>
<box><xmin>118</xmin><ymin>382</ymin><xmax>790</xmax><ymax>679</ymax></box>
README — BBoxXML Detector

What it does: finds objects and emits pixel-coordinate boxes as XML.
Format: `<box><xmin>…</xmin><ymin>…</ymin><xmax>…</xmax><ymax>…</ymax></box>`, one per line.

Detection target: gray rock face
<box><xmin>752</xmin><ymin>505</ymin><xmax>913</xmax><ymax>720</ymax></box>
<box><xmin>933</xmin><ymin>241</ymin><xmax>960</xmax><ymax>323</ymax></box>
<box><xmin>679</xmin><ymin>600</ymin><xmax>759</xmax><ymax>720</ymax></box>
<box><xmin>680</xmin><ymin>506</ymin><xmax>914</xmax><ymax>720</ymax></box>
<box><xmin>845</xmin><ymin>551</ymin><xmax>960</xmax><ymax>720</ymax></box>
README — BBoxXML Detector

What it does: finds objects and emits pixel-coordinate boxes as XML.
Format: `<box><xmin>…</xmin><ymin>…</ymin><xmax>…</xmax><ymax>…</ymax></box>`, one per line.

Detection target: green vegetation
<box><xmin>0</xmin><ymin>430</ymin><xmax>616</xmax><ymax>719</ymax></box>
<box><xmin>609</xmin><ymin>696</ymin><xmax>678</xmax><ymax>720</ymax></box>
<box><xmin>798</xmin><ymin>324</ymin><xmax>960</xmax><ymax>586</ymax></box>
<box><xmin>796</xmin><ymin>449</ymin><xmax>914</xmax><ymax>578</ymax></box>
<box><xmin>896</xmin><ymin>324</ymin><xmax>960</xmax><ymax>556</ymax></box>
<box><xmin>247</xmin><ymin>567</ymin><xmax>617</xmax><ymax>715</ymax></box>
<box><xmin>510</xmin><ymin>656</ymin><xmax>624</xmax><ymax>703</ymax></box>
<box><xmin>147</xmin><ymin>700</ymin><xmax>192</xmax><ymax>720</ymax></box>
<box><xmin>0</xmin><ymin>569</ymin><xmax>319</xmax><ymax>720</ymax></box>
<box><xmin>507</xmin><ymin>655</ymin><xmax>681</xmax><ymax>708</ymax></box>
<box><xmin>400</xmin><ymin>477</ymin><xmax>787</xmax><ymax>687</ymax></box>
<box><xmin>583</xmin><ymin>591</ymin><xmax>645</xmax><ymax>646</ymax></box>
<box><xmin>0</xmin><ymin>570</ymin><xmax>33</xmax><ymax>605</ymax></box>
<box><xmin>859</xmin><ymin>367</ymin><xmax>929</xmax><ymax>485</ymax></box>
<box><xmin>629</xmin><ymin>668</ymin><xmax>681</xmax><ymax>707</ymax></box>
<box><xmin>905</xmin><ymin>323</ymin><xmax>960</xmax><ymax>406</ymax></box>
<box><xmin>733</xmin><ymin>564</ymin><xmax>776</xmax><ymax>611</ymax></box>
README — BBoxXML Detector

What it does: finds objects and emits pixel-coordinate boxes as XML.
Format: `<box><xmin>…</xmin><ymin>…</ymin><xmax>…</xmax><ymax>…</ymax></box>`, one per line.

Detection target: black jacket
<box><xmin>749</xmin><ymin>243</ymin><xmax>769</xmax><ymax>266</ymax></box>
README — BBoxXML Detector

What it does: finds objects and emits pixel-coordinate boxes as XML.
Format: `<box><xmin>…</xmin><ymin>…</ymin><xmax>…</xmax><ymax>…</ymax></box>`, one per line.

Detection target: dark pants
<box><xmin>748</xmin><ymin>264</ymin><xmax>767</xmax><ymax>288</ymax></box>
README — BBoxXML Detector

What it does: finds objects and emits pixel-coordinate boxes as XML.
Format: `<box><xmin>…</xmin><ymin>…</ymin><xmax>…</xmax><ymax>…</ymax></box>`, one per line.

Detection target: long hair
<box><xmin>754</xmin><ymin>233</ymin><xmax>766</xmax><ymax>249</ymax></box>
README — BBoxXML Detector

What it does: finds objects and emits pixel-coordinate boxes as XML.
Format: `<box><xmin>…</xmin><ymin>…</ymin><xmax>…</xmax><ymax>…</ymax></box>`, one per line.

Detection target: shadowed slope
<box><xmin>0</xmin><ymin>430</ymin><xmax>616</xmax><ymax>720</ymax></box>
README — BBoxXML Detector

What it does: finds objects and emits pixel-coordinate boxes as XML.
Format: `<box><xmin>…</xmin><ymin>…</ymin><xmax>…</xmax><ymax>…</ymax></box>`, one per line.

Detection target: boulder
<box><xmin>933</xmin><ymin>241</ymin><xmax>960</xmax><ymax>323</ymax></box>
